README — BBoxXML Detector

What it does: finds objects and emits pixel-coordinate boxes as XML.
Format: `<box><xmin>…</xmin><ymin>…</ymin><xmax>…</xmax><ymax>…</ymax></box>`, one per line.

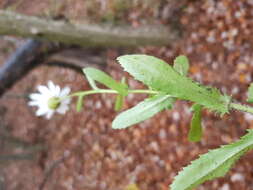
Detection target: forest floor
<box><xmin>1</xmin><ymin>0</ymin><xmax>253</xmax><ymax>190</ymax></box>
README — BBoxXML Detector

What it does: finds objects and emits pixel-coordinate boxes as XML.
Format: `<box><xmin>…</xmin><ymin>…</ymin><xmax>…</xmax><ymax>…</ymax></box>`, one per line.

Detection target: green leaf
<box><xmin>173</xmin><ymin>55</ymin><xmax>189</xmax><ymax>76</ymax></box>
<box><xmin>171</xmin><ymin>129</ymin><xmax>253</xmax><ymax>190</ymax></box>
<box><xmin>86</xmin><ymin>75</ymin><xmax>99</xmax><ymax>90</ymax></box>
<box><xmin>188</xmin><ymin>104</ymin><xmax>202</xmax><ymax>142</ymax></box>
<box><xmin>117</xmin><ymin>55</ymin><xmax>231</xmax><ymax>115</ymax></box>
<box><xmin>247</xmin><ymin>83</ymin><xmax>253</xmax><ymax>103</ymax></box>
<box><xmin>114</xmin><ymin>94</ymin><xmax>124</xmax><ymax>111</ymax></box>
<box><xmin>76</xmin><ymin>95</ymin><xmax>84</xmax><ymax>112</ymax></box>
<box><xmin>112</xmin><ymin>94</ymin><xmax>173</xmax><ymax>129</ymax></box>
<box><xmin>83</xmin><ymin>68</ymin><xmax>128</xmax><ymax>96</ymax></box>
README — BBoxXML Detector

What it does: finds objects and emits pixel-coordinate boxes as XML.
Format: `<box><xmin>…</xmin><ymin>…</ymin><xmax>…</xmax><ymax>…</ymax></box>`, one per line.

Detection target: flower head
<box><xmin>28</xmin><ymin>81</ymin><xmax>71</xmax><ymax>119</ymax></box>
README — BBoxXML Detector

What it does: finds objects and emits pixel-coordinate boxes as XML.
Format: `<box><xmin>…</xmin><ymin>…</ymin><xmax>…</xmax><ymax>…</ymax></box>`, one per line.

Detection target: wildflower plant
<box><xmin>29</xmin><ymin>54</ymin><xmax>253</xmax><ymax>189</ymax></box>
<box><xmin>29</xmin><ymin>81</ymin><xmax>71</xmax><ymax>119</ymax></box>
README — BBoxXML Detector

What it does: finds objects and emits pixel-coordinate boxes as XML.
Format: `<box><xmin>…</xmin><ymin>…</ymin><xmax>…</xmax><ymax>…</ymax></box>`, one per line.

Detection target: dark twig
<box><xmin>39</xmin><ymin>153</ymin><xmax>69</xmax><ymax>190</ymax></box>
<box><xmin>0</xmin><ymin>42</ymin><xmax>106</xmax><ymax>97</ymax></box>
<box><xmin>0</xmin><ymin>39</ymin><xmax>61</xmax><ymax>97</ymax></box>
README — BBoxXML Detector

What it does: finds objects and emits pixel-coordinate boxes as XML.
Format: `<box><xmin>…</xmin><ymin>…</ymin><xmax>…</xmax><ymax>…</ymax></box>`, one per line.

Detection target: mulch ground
<box><xmin>1</xmin><ymin>0</ymin><xmax>253</xmax><ymax>189</ymax></box>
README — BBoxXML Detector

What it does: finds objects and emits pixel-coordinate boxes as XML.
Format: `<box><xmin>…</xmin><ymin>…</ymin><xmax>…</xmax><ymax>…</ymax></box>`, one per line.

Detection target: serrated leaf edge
<box><xmin>170</xmin><ymin>130</ymin><xmax>253</xmax><ymax>190</ymax></box>
<box><xmin>112</xmin><ymin>95</ymin><xmax>172</xmax><ymax>129</ymax></box>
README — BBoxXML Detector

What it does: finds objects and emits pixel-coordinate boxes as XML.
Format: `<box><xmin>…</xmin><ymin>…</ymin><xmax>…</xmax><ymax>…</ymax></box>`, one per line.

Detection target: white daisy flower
<box><xmin>28</xmin><ymin>81</ymin><xmax>71</xmax><ymax>119</ymax></box>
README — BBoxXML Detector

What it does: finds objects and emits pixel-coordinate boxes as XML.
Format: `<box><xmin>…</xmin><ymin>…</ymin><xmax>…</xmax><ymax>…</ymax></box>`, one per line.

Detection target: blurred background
<box><xmin>0</xmin><ymin>0</ymin><xmax>253</xmax><ymax>189</ymax></box>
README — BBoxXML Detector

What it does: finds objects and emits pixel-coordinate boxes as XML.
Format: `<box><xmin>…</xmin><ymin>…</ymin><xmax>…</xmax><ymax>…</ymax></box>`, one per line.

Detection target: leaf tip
<box><xmin>111</xmin><ymin>119</ymin><xmax>124</xmax><ymax>130</ymax></box>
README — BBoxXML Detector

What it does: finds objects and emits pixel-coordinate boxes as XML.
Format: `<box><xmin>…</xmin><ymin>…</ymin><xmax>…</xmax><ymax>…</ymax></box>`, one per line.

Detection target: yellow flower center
<box><xmin>48</xmin><ymin>97</ymin><xmax>61</xmax><ymax>110</ymax></box>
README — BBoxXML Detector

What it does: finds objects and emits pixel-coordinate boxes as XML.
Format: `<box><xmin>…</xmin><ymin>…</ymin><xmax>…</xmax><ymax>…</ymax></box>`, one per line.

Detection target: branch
<box><xmin>0</xmin><ymin>10</ymin><xmax>179</xmax><ymax>47</ymax></box>
<box><xmin>0</xmin><ymin>39</ymin><xmax>61</xmax><ymax>97</ymax></box>
<box><xmin>45</xmin><ymin>48</ymin><xmax>107</xmax><ymax>73</ymax></box>
<box><xmin>0</xmin><ymin>40</ymin><xmax>106</xmax><ymax>97</ymax></box>
<box><xmin>39</xmin><ymin>153</ymin><xmax>69</xmax><ymax>190</ymax></box>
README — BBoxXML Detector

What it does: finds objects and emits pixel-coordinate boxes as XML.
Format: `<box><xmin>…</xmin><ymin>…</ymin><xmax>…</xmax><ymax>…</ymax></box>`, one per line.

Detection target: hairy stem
<box><xmin>70</xmin><ymin>89</ymin><xmax>159</xmax><ymax>97</ymax></box>
<box><xmin>63</xmin><ymin>89</ymin><xmax>253</xmax><ymax>116</ymax></box>
<box><xmin>230</xmin><ymin>102</ymin><xmax>253</xmax><ymax>114</ymax></box>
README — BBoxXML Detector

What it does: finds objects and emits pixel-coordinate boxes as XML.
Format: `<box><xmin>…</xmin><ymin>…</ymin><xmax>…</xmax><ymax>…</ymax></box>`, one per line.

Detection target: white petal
<box><xmin>30</xmin><ymin>95</ymin><xmax>49</xmax><ymax>106</ymax></box>
<box><xmin>29</xmin><ymin>93</ymin><xmax>43</xmax><ymax>101</ymax></box>
<box><xmin>57</xmin><ymin>105</ymin><xmax>69</xmax><ymax>114</ymax></box>
<box><xmin>40</xmin><ymin>104</ymin><xmax>49</xmax><ymax>110</ymax></box>
<box><xmin>45</xmin><ymin>110</ymin><xmax>54</xmax><ymax>119</ymax></box>
<box><xmin>62</xmin><ymin>98</ymin><xmax>71</xmax><ymax>105</ymax></box>
<box><xmin>47</xmin><ymin>81</ymin><xmax>61</xmax><ymax>96</ymax></box>
<box><xmin>28</xmin><ymin>100</ymin><xmax>41</xmax><ymax>106</ymax></box>
<box><xmin>48</xmin><ymin>81</ymin><xmax>56</xmax><ymax>92</ymax></box>
<box><xmin>54</xmin><ymin>85</ymin><xmax>61</xmax><ymax>96</ymax></box>
<box><xmin>56</xmin><ymin>108</ymin><xmax>66</xmax><ymax>114</ymax></box>
<box><xmin>60</xmin><ymin>87</ymin><xmax>71</xmax><ymax>97</ymax></box>
<box><xmin>37</xmin><ymin>85</ymin><xmax>51</xmax><ymax>96</ymax></box>
<box><xmin>36</xmin><ymin>107</ymin><xmax>49</xmax><ymax>116</ymax></box>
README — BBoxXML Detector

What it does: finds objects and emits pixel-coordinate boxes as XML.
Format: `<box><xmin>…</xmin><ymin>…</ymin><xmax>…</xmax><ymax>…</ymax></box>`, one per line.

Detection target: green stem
<box><xmin>230</xmin><ymin>103</ymin><xmax>253</xmax><ymax>114</ymax></box>
<box><xmin>70</xmin><ymin>89</ymin><xmax>117</xmax><ymax>97</ymax></box>
<box><xmin>67</xmin><ymin>88</ymin><xmax>253</xmax><ymax>115</ymax></box>
<box><xmin>70</xmin><ymin>89</ymin><xmax>159</xmax><ymax>97</ymax></box>
<box><xmin>66</xmin><ymin>89</ymin><xmax>253</xmax><ymax>115</ymax></box>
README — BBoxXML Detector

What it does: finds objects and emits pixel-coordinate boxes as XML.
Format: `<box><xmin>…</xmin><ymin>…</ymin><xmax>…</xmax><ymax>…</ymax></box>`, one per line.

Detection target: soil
<box><xmin>1</xmin><ymin>0</ymin><xmax>253</xmax><ymax>190</ymax></box>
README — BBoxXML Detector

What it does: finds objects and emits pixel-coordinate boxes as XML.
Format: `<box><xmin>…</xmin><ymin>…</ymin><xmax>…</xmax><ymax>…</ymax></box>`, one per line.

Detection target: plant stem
<box><xmin>230</xmin><ymin>103</ymin><xmax>253</xmax><ymax>114</ymax></box>
<box><xmin>70</xmin><ymin>89</ymin><xmax>159</xmax><ymax>97</ymax></box>
<box><xmin>67</xmin><ymin>89</ymin><xmax>253</xmax><ymax>115</ymax></box>
<box><xmin>70</xmin><ymin>89</ymin><xmax>117</xmax><ymax>97</ymax></box>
